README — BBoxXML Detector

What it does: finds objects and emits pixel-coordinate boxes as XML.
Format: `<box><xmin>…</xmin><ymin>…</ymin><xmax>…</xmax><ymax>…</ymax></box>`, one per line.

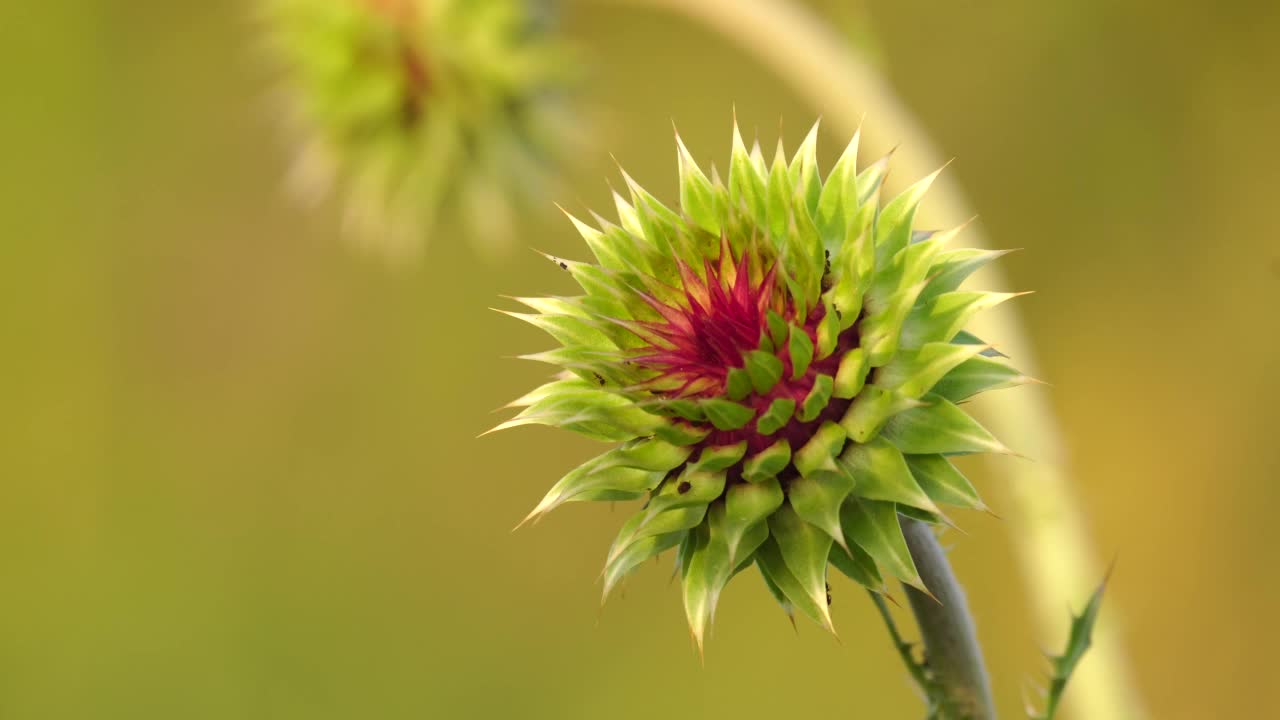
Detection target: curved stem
<box><xmin>588</xmin><ymin>1</ymin><xmax>1146</xmax><ymax>718</ymax></box>
<box><xmin>903</xmin><ymin>518</ymin><xmax>996</xmax><ymax>720</ymax></box>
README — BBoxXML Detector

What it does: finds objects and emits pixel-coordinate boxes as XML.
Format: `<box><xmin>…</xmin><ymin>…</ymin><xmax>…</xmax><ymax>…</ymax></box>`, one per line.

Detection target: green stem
<box><xmin>589</xmin><ymin>1</ymin><xmax>1146</xmax><ymax>718</ymax></box>
<box><xmin>869</xmin><ymin>590</ymin><xmax>944</xmax><ymax>716</ymax></box>
<box><xmin>870</xmin><ymin>591</ymin><xmax>932</xmax><ymax>691</ymax></box>
<box><xmin>902</xmin><ymin>518</ymin><xmax>995</xmax><ymax>720</ymax></box>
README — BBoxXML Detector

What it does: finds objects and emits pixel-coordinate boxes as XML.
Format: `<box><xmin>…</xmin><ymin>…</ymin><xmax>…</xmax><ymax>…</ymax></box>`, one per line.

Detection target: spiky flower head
<box><xmin>264</xmin><ymin>0</ymin><xmax>573</xmax><ymax>257</ymax></box>
<box><xmin>495</xmin><ymin>122</ymin><xmax>1031</xmax><ymax>648</ymax></box>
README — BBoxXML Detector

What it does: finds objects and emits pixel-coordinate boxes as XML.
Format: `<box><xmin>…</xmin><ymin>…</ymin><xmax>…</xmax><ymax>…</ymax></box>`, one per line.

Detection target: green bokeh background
<box><xmin>3</xmin><ymin>1</ymin><xmax>1278</xmax><ymax>718</ymax></box>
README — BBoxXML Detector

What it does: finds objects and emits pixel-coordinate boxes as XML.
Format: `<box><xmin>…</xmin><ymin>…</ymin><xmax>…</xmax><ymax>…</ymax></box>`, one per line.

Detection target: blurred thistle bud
<box><xmin>263</xmin><ymin>0</ymin><xmax>576</xmax><ymax>258</ymax></box>
<box><xmin>491</xmin><ymin>122</ymin><xmax>1033</xmax><ymax>650</ymax></box>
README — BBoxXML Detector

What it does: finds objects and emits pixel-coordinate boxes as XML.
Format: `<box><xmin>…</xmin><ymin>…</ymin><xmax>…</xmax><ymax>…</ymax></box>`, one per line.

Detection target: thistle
<box><xmin>494</xmin><ymin>122</ymin><xmax>1031</xmax><ymax>649</ymax></box>
<box><xmin>263</xmin><ymin>0</ymin><xmax>573</xmax><ymax>257</ymax></box>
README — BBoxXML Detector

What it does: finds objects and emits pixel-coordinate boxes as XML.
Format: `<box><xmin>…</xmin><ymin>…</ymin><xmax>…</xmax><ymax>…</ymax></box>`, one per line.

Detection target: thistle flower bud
<box><xmin>263</xmin><ymin>0</ymin><xmax>573</xmax><ymax>257</ymax></box>
<box><xmin>494</xmin><ymin>122</ymin><xmax>1031</xmax><ymax>649</ymax></box>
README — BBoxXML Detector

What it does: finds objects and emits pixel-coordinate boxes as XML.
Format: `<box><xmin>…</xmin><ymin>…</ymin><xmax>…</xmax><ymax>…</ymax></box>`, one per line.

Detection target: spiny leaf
<box><xmin>487</xmin><ymin>390</ymin><xmax>663</xmax><ymax>441</ymax></box>
<box><xmin>653</xmin><ymin>420</ymin><xmax>711</xmax><ymax>446</ymax></box>
<box><xmin>755</xmin><ymin>548</ymin><xmax>795</xmax><ymax>620</ymax></box>
<box><xmin>729</xmin><ymin>122</ymin><xmax>767</xmax><ymax>226</ymax></box>
<box><xmin>815</xmin><ymin>298</ymin><xmax>843</xmax><ymax>359</ymax></box>
<box><xmin>766</xmin><ymin>310</ymin><xmax>790</xmax><ymax>348</ymax></box>
<box><xmin>900</xmin><ymin>291</ymin><xmax>1024</xmax><ymax>349</ymax></box>
<box><xmin>756</xmin><ymin>397</ymin><xmax>798</xmax><ymax>436</ymax></box>
<box><xmin>854</xmin><ymin>152</ymin><xmax>890</xmax><ymax>208</ymax></box>
<box><xmin>788</xmin><ymin>120</ymin><xmax>822</xmax><ymax>218</ymax></box>
<box><xmin>933</xmin><ymin>355</ymin><xmax>1032</xmax><ymax>403</ymax></box>
<box><xmin>1030</xmin><ymin>576</ymin><xmax>1110</xmax><ymax>720</ymax></box>
<box><xmin>766</xmin><ymin>141</ymin><xmax>795</xmax><ymax>241</ymax></box>
<box><xmin>905</xmin><ymin>454</ymin><xmax>986</xmax><ymax>511</ymax></box>
<box><xmin>741</xmin><ymin>439</ymin><xmax>791</xmax><ymax>482</ymax></box>
<box><xmin>680</xmin><ymin>518</ymin><xmax>731</xmax><ymax>651</ymax></box>
<box><xmin>725</xmin><ymin>367</ymin><xmax>753</xmax><ymax>401</ymax></box>
<box><xmin>880</xmin><ymin>394</ymin><xmax>1009</xmax><ymax>455</ymax></box>
<box><xmin>745</xmin><ymin>350</ymin><xmax>785</xmax><ymax>395</ymax></box>
<box><xmin>919</xmin><ymin>247</ymin><xmax>1015</xmax><ymax>304</ymax></box>
<box><xmin>825</xmin><ymin>221</ymin><xmax>872</xmax><ymax>329</ymax></box>
<box><xmin>701</xmin><ymin>398</ymin><xmax>756</xmax><ymax>431</ymax></box>
<box><xmin>602</xmin><ymin>528</ymin><xmax>688</xmax><ymax>601</ymax></box>
<box><xmin>952</xmin><ymin>329</ymin><xmax>1008</xmax><ymax>357</ymax></box>
<box><xmin>833</xmin><ymin>348</ymin><xmax>870</xmax><ymax>399</ymax></box>
<box><xmin>839</xmin><ymin>385</ymin><xmax>922</xmax><ymax>443</ymax></box>
<box><xmin>689</xmin><ymin>441</ymin><xmax>748</xmax><ymax>472</ymax></box>
<box><xmin>816</xmin><ymin>127</ymin><xmax>860</xmax><ymax>251</ymax></box>
<box><xmin>562</xmin><ymin>209</ymin><xmax>639</xmax><ymax>275</ymax></box>
<box><xmin>722</xmin><ymin>477</ymin><xmax>784</xmax><ymax>562</ymax></box>
<box><xmin>519</xmin><ymin>460</ymin><xmax>665</xmax><ymax>526</ymax></box>
<box><xmin>874</xmin><ymin>166</ymin><xmax>943</xmax><ymax>265</ymax></box>
<box><xmin>867</xmin><ymin>234</ymin><xmax>943</xmax><ymax>312</ymax></box>
<box><xmin>841</xmin><ymin>437</ymin><xmax>941</xmax><ymax>515</ymax></box>
<box><xmin>860</xmin><ymin>276</ymin><xmax>933</xmax><ymax>366</ymax></box>
<box><xmin>875</xmin><ymin>342</ymin><xmax>988</xmax><ymax>400</ymax></box>
<box><xmin>766</xmin><ymin>504</ymin><xmax>836</xmax><ymax>632</ymax></box>
<box><xmin>500</xmin><ymin>310</ymin><xmax>618</xmax><ymax>351</ymax></box>
<box><xmin>501</xmin><ymin>373</ymin><xmax>597</xmax><ymax>409</ymax></box>
<box><xmin>643</xmin><ymin>396</ymin><xmax>707</xmax><ymax>423</ymax></box>
<box><xmin>605</xmin><ymin>437</ymin><xmax>697</xmax><ymax>472</ymax></box>
<box><xmin>605</xmin><ymin>469</ymin><xmax>726</xmax><ymax>564</ymax></box>
<box><xmin>788</xmin><ymin>325</ymin><xmax>815</xmax><ymax>379</ymax></box>
<box><xmin>827</xmin><ymin>540</ymin><xmax>884</xmax><ymax>591</ymax></box>
<box><xmin>506</xmin><ymin>294</ymin><xmax>592</xmax><ymax>320</ymax></box>
<box><xmin>799</xmin><ymin>374</ymin><xmax>835</xmax><ymax>422</ymax></box>
<box><xmin>778</xmin><ymin>194</ymin><xmax>826</xmax><ymax>314</ymax></box>
<box><xmin>788</xmin><ymin>462</ymin><xmax>855</xmax><ymax>550</ymax></box>
<box><xmin>840</xmin><ymin>499</ymin><xmax>926</xmax><ymax>592</ymax></box>
<box><xmin>792</xmin><ymin>421</ymin><xmax>847</xmax><ymax>478</ymax></box>
<box><xmin>676</xmin><ymin>132</ymin><xmax>724</xmax><ymax>235</ymax></box>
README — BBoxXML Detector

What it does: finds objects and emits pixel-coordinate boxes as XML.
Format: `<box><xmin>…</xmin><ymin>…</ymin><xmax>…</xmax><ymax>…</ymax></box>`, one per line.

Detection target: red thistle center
<box><xmin>630</xmin><ymin>250</ymin><xmax>776</xmax><ymax>396</ymax></box>
<box><xmin>629</xmin><ymin>247</ymin><xmax>860</xmax><ymax>457</ymax></box>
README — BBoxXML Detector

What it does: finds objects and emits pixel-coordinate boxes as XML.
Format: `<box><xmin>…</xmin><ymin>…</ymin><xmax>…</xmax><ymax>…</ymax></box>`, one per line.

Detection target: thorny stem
<box><xmin>902</xmin><ymin>518</ymin><xmax>995</xmax><ymax>720</ymax></box>
<box><xmin>591</xmin><ymin>1</ymin><xmax>1147</xmax><ymax>717</ymax></box>
<box><xmin>869</xmin><ymin>591</ymin><xmax>940</xmax><ymax>711</ymax></box>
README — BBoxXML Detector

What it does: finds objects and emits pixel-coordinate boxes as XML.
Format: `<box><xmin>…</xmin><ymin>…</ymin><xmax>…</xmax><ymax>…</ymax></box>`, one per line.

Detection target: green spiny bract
<box><xmin>494</xmin><ymin>122</ymin><xmax>1031</xmax><ymax>650</ymax></box>
<box><xmin>263</xmin><ymin>0</ymin><xmax>573</xmax><ymax>258</ymax></box>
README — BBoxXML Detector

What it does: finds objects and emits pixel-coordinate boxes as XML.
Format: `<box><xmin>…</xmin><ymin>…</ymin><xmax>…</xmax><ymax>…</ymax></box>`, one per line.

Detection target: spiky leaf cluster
<box><xmin>263</xmin><ymin>0</ymin><xmax>573</xmax><ymax>257</ymax></box>
<box><xmin>495</xmin><ymin>123</ymin><xmax>1030</xmax><ymax>648</ymax></box>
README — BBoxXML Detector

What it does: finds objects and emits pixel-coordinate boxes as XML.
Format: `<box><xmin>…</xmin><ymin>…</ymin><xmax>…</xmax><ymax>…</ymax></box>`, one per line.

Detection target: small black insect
<box><xmin>558</xmin><ymin>261</ymin><xmax>568</xmax><ymax>270</ymax></box>
<box><xmin>593</xmin><ymin>372</ymin><xmax>606</xmax><ymax>386</ymax></box>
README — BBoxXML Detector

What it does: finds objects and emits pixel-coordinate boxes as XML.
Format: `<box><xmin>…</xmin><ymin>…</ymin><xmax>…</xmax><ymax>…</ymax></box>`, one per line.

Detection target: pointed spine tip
<box><xmin>688</xmin><ymin>623</ymin><xmax>707</xmax><ymax>662</ymax></box>
<box><xmin>908</xmin><ymin>578</ymin><xmax>941</xmax><ymax>605</ymax></box>
<box><xmin>832</xmin><ymin>532</ymin><xmax>852</xmax><ymax>557</ymax></box>
<box><xmin>511</xmin><ymin>508</ymin><xmax>541</xmax><ymax>533</ymax></box>
<box><xmin>817</xmin><ymin>603</ymin><xmax>838</xmax><ymax>638</ymax></box>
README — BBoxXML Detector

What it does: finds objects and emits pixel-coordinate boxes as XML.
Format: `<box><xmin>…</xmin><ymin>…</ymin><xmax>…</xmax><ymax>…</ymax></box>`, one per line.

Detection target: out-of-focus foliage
<box><xmin>263</xmin><ymin>0</ymin><xmax>575</xmax><ymax>257</ymax></box>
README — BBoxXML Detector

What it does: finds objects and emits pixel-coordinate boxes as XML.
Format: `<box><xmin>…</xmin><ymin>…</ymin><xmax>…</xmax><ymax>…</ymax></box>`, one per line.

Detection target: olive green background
<box><xmin>2</xmin><ymin>1</ymin><xmax>1277</xmax><ymax>718</ymax></box>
